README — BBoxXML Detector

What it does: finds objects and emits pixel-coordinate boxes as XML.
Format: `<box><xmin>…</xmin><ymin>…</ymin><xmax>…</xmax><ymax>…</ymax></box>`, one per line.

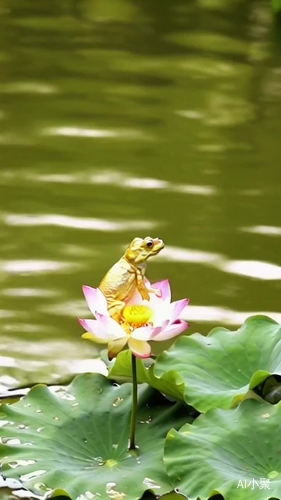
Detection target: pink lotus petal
<box><xmin>150</xmin><ymin>319</ymin><xmax>170</xmax><ymax>336</ymax></box>
<box><xmin>126</xmin><ymin>277</ymin><xmax>158</xmax><ymax>306</ymax></box>
<box><xmin>170</xmin><ymin>298</ymin><xmax>189</xmax><ymax>323</ymax></box>
<box><xmin>152</xmin><ymin>320</ymin><xmax>188</xmax><ymax>341</ymax></box>
<box><xmin>128</xmin><ymin>338</ymin><xmax>151</xmax><ymax>358</ymax></box>
<box><xmin>78</xmin><ymin>318</ymin><xmax>110</xmax><ymax>340</ymax></box>
<box><xmin>126</xmin><ymin>288</ymin><xmax>143</xmax><ymax>305</ymax></box>
<box><xmin>95</xmin><ymin>313</ymin><xmax>127</xmax><ymax>339</ymax></box>
<box><xmin>78</xmin><ymin>315</ymin><xmax>125</xmax><ymax>340</ymax></box>
<box><xmin>131</xmin><ymin>325</ymin><xmax>156</xmax><ymax>341</ymax></box>
<box><xmin>151</xmin><ymin>279</ymin><xmax>171</xmax><ymax>301</ymax></box>
<box><xmin>82</xmin><ymin>285</ymin><xmax>108</xmax><ymax>316</ymax></box>
<box><xmin>147</xmin><ymin>296</ymin><xmax>170</xmax><ymax>325</ymax></box>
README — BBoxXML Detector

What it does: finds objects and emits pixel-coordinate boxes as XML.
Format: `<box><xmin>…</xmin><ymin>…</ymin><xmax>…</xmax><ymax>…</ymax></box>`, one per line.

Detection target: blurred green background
<box><xmin>0</xmin><ymin>0</ymin><xmax>281</xmax><ymax>400</ymax></box>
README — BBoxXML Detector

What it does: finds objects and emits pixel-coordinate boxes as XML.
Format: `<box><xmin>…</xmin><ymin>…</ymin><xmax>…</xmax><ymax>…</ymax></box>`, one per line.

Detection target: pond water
<box><xmin>0</xmin><ymin>0</ymin><xmax>281</xmax><ymax>396</ymax></box>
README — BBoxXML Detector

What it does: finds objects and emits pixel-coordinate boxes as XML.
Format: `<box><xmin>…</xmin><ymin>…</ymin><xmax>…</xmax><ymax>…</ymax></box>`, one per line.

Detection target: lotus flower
<box><xmin>78</xmin><ymin>279</ymin><xmax>189</xmax><ymax>359</ymax></box>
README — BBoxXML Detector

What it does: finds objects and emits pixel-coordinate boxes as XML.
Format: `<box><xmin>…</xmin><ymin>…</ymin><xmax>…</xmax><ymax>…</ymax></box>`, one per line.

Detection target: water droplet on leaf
<box><xmin>20</xmin><ymin>470</ymin><xmax>46</xmax><ymax>481</ymax></box>
<box><xmin>143</xmin><ymin>477</ymin><xmax>161</xmax><ymax>489</ymax></box>
<box><xmin>0</xmin><ymin>420</ymin><xmax>9</xmax><ymax>428</ymax></box>
<box><xmin>3</xmin><ymin>438</ymin><xmax>21</xmax><ymax>446</ymax></box>
<box><xmin>113</xmin><ymin>397</ymin><xmax>123</xmax><ymax>407</ymax></box>
<box><xmin>95</xmin><ymin>456</ymin><xmax>105</xmax><ymax>466</ymax></box>
<box><xmin>106</xmin><ymin>482</ymin><xmax>126</xmax><ymax>499</ymax></box>
<box><xmin>7</xmin><ymin>459</ymin><xmax>35</xmax><ymax>468</ymax></box>
<box><xmin>34</xmin><ymin>482</ymin><xmax>52</xmax><ymax>493</ymax></box>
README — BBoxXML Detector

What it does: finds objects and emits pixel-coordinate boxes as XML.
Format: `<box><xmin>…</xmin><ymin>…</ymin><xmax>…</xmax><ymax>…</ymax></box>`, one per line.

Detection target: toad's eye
<box><xmin>146</xmin><ymin>241</ymin><xmax>153</xmax><ymax>248</ymax></box>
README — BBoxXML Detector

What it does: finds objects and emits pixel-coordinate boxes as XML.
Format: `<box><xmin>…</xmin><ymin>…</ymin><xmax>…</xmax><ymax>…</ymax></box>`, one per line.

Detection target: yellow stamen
<box><xmin>122</xmin><ymin>305</ymin><xmax>153</xmax><ymax>328</ymax></box>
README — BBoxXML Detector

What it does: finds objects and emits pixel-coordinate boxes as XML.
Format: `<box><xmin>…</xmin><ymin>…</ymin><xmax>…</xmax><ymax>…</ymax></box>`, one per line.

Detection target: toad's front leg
<box><xmin>136</xmin><ymin>270</ymin><xmax>161</xmax><ymax>300</ymax></box>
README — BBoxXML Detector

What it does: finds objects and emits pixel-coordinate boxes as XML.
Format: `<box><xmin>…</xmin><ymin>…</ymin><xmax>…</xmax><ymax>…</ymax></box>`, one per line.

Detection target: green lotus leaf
<box><xmin>109</xmin><ymin>350</ymin><xmax>185</xmax><ymax>401</ymax></box>
<box><xmin>164</xmin><ymin>398</ymin><xmax>281</xmax><ymax>500</ymax></box>
<box><xmin>155</xmin><ymin>315</ymin><xmax>281</xmax><ymax>411</ymax></box>
<box><xmin>0</xmin><ymin>373</ymin><xmax>192</xmax><ymax>500</ymax></box>
<box><xmin>110</xmin><ymin>316</ymin><xmax>281</xmax><ymax>412</ymax></box>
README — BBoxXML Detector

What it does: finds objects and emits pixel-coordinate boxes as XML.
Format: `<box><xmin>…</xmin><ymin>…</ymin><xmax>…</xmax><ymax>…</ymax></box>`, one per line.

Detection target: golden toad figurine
<box><xmin>99</xmin><ymin>236</ymin><xmax>164</xmax><ymax>321</ymax></box>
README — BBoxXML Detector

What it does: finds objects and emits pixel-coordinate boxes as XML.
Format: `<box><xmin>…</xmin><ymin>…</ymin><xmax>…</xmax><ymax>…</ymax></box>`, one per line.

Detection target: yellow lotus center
<box><xmin>122</xmin><ymin>305</ymin><xmax>153</xmax><ymax>328</ymax></box>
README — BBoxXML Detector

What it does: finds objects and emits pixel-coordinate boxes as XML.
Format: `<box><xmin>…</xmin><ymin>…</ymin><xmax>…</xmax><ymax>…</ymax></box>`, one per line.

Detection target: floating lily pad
<box><xmin>155</xmin><ymin>315</ymin><xmax>281</xmax><ymax>411</ymax></box>
<box><xmin>109</xmin><ymin>350</ymin><xmax>185</xmax><ymax>401</ymax></box>
<box><xmin>110</xmin><ymin>316</ymin><xmax>281</xmax><ymax>412</ymax></box>
<box><xmin>164</xmin><ymin>399</ymin><xmax>281</xmax><ymax>500</ymax></box>
<box><xmin>0</xmin><ymin>373</ymin><xmax>191</xmax><ymax>500</ymax></box>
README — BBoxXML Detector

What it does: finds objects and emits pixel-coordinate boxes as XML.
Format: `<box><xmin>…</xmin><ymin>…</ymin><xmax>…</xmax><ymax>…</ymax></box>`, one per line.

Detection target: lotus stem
<box><xmin>129</xmin><ymin>352</ymin><xmax>138</xmax><ymax>450</ymax></box>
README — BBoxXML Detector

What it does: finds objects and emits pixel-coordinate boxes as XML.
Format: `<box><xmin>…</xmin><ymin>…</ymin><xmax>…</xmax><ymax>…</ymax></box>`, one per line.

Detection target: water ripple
<box><xmin>0</xmin><ymin>260</ymin><xmax>76</xmax><ymax>274</ymax></box>
<box><xmin>183</xmin><ymin>305</ymin><xmax>281</xmax><ymax>325</ymax></box>
<box><xmin>241</xmin><ymin>225</ymin><xmax>281</xmax><ymax>237</ymax></box>
<box><xmin>0</xmin><ymin>81</ymin><xmax>57</xmax><ymax>94</ymax></box>
<box><xmin>161</xmin><ymin>246</ymin><xmax>281</xmax><ymax>281</ymax></box>
<box><xmin>43</xmin><ymin>126</ymin><xmax>149</xmax><ymax>140</ymax></box>
<box><xmin>4</xmin><ymin>214</ymin><xmax>156</xmax><ymax>231</ymax></box>
<box><xmin>27</xmin><ymin>170</ymin><xmax>217</xmax><ymax>197</ymax></box>
<box><xmin>123</xmin><ymin>177</ymin><xmax>169</xmax><ymax>189</ymax></box>
<box><xmin>222</xmin><ymin>260</ymin><xmax>281</xmax><ymax>280</ymax></box>
<box><xmin>2</xmin><ymin>288</ymin><xmax>59</xmax><ymax>297</ymax></box>
<box><xmin>160</xmin><ymin>246</ymin><xmax>223</xmax><ymax>265</ymax></box>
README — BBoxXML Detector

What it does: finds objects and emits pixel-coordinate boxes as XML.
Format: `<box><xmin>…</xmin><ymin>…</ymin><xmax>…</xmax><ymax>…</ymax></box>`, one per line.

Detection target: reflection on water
<box><xmin>222</xmin><ymin>259</ymin><xmax>281</xmax><ymax>280</ymax></box>
<box><xmin>3</xmin><ymin>168</ymin><xmax>217</xmax><ymax>195</ymax></box>
<box><xmin>4</xmin><ymin>213</ymin><xmax>155</xmax><ymax>231</ymax></box>
<box><xmin>0</xmin><ymin>333</ymin><xmax>107</xmax><ymax>396</ymax></box>
<box><xmin>0</xmin><ymin>0</ymin><xmax>281</xmax><ymax>394</ymax></box>
<box><xmin>185</xmin><ymin>305</ymin><xmax>281</xmax><ymax>326</ymax></box>
<box><xmin>242</xmin><ymin>225</ymin><xmax>281</xmax><ymax>236</ymax></box>
<box><xmin>0</xmin><ymin>259</ymin><xmax>77</xmax><ymax>273</ymax></box>
<box><xmin>44</xmin><ymin>126</ymin><xmax>150</xmax><ymax>140</ymax></box>
<box><xmin>0</xmin><ymin>81</ymin><xmax>57</xmax><ymax>94</ymax></box>
<box><xmin>160</xmin><ymin>246</ymin><xmax>223</xmax><ymax>265</ymax></box>
<box><xmin>3</xmin><ymin>288</ymin><xmax>59</xmax><ymax>297</ymax></box>
<box><xmin>161</xmin><ymin>246</ymin><xmax>281</xmax><ymax>280</ymax></box>
<box><xmin>45</xmin><ymin>126</ymin><xmax>121</xmax><ymax>138</ymax></box>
